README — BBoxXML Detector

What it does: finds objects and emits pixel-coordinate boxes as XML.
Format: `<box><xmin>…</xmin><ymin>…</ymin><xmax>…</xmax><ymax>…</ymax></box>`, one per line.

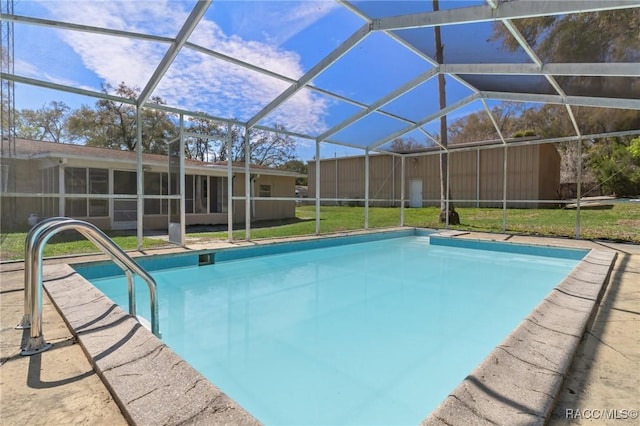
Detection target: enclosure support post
<box><xmin>136</xmin><ymin>107</ymin><xmax>144</xmax><ymax>250</ymax></box>
<box><xmin>502</xmin><ymin>145</ymin><xmax>508</xmax><ymax>233</ymax></box>
<box><xmin>445</xmin><ymin>151</ymin><xmax>450</xmax><ymax>229</ymax></box>
<box><xmin>58</xmin><ymin>166</ymin><xmax>65</xmax><ymax>216</ymax></box>
<box><xmin>576</xmin><ymin>138</ymin><xmax>582</xmax><ymax>239</ymax></box>
<box><xmin>392</xmin><ymin>156</ymin><xmax>395</xmax><ymax>208</ymax></box>
<box><xmin>179</xmin><ymin>115</ymin><xmax>186</xmax><ymax>247</ymax></box>
<box><xmin>315</xmin><ymin>140</ymin><xmax>321</xmax><ymax>235</ymax></box>
<box><xmin>476</xmin><ymin>148</ymin><xmax>480</xmax><ymax>208</ymax></box>
<box><xmin>400</xmin><ymin>156</ymin><xmax>406</xmax><ymax>226</ymax></box>
<box><xmin>227</xmin><ymin>122</ymin><xmax>234</xmax><ymax>242</ymax></box>
<box><xmin>244</xmin><ymin>130</ymin><xmax>251</xmax><ymax>241</ymax></box>
<box><xmin>335</xmin><ymin>154</ymin><xmax>338</xmax><ymax>206</ymax></box>
<box><xmin>364</xmin><ymin>148</ymin><xmax>369</xmax><ymax>229</ymax></box>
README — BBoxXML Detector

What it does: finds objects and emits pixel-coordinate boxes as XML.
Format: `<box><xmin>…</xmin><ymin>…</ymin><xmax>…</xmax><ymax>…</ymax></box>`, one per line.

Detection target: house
<box><xmin>294</xmin><ymin>185</ymin><xmax>308</xmax><ymax>198</ymax></box>
<box><xmin>308</xmin><ymin>143</ymin><xmax>561</xmax><ymax>208</ymax></box>
<box><xmin>1</xmin><ymin>139</ymin><xmax>300</xmax><ymax>231</ymax></box>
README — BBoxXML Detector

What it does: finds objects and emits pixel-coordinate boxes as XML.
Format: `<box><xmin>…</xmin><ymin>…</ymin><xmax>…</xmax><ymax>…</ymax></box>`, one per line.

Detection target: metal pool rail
<box><xmin>17</xmin><ymin>218</ymin><xmax>160</xmax><ymax>355</ymax></box>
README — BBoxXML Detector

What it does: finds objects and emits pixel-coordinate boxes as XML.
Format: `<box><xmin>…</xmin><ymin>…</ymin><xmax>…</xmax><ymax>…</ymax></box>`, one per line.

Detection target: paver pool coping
<box><xmin>424</xmin><ymin>246</ymin><xmax>617</xmax><ymax>425</ymax></box>
<box><xmin>41</xmin><ymin>233</ymin><xmax>617</xmax><ymax>425</ymax></box>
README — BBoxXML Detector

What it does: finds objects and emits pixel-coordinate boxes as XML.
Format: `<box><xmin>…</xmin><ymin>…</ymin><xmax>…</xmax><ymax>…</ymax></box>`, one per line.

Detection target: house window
<box><xmin>65</xmin><ymin>167</ymin><xmax>86</xmax><ymax>194</ymax></box>
<box><xmin>40</xmin><ymin>167</ymin><xmax>59</xmax><ymax>194</ymax></box>
<box><xmin>40</xmin><ymin>167</ymin><xmax>59</xmax><ymax>218</ymax></box>
<box><xmin>144</xmin><ymin>172</ymin><xmax>170</xmax><ymax>215</ymax></box>
<box><xmin>210</xmin><ymin>177</ymin><xmax>228</xmax><ymax>213</ymax></box>
<box><xmin>63</xmin><ymin>167</ymin><xmax>108</xmax><ymax>217</ymax></box>
<box><xmin>88</xmin><ymin>169</ymin><xmax>108</xmax><ymax>194</ymax></box>
<box><xmin>113</xmin><ymin>170</ymin><xmax>136</xmax><ymax>195</ymax></box>
<box><xmin>259</xmin><ymin>184</ymin><xmax>272</xmax><ymax>197</ymax></box>
<box><xmin>185</xmin><ymin>175</ymin><xmax>194</xmax><ymax>214</ymax></box>
<box><xmin>65</xmin><ymin>198</ymin><xmax>87</xmax><ymax>217</ymax></box>
<box><xmin>89</xmin><ymin>199</ymin><xmax>108</xmax><ymax>216</ymax></box>
<box><xmin>144</xmin><ymin>172</ymin><xmax>160</xmax><ymax>215</ymax></box>
<box><xmin>182</xmin><ymin>175</ymin><xmax>208</xmax><ymax>214</ymax></box>
<box><xmin>195</xmin><ymin>176</ymin><xmax>208</xmax><ymax>214</ymax></box>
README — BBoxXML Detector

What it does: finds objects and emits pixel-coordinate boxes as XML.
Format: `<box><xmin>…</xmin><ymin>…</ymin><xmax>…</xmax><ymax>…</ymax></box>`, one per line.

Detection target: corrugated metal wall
<box><xmin>308</xmin><ymin>144</ymin><xmax>560</xmax><ymax>208</ymax></box>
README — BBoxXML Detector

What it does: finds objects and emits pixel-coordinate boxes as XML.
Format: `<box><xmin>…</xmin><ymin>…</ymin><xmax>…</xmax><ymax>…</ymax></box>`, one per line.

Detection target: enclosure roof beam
<box><xmin>246</xmin><ymin>23</ymin><xmax>372</xmax><ymax>129</ymax></box>
<box><xmin>336</xmin><ymin>0</ymin><xmax>371</xmax><ymax>23</ymax></box>
<box><xmin>504</xmin><ymin>22</ymin><xmax>583</xmax><ymax>135</ymax></box>
<box><xmin>481</xmin><ymin>98</ymin><xmax>507</xmax><ymax>145</ymax></box>
<box><xmin>4</xmin><ymin>12</ymin><xmax>423</xmax><ymax>122</ymax></box>
<box><xmin>4</xmin><ymin>72</ymin><xmax>320</xmax><ymax>141</ymax></box>
<box><xmin>368</xmin><ymin>93</ymin><xmax>480</xmax><ymax>151</ymax></box>
<box><xmin>482</xmin><ymin>91</ymin><xmax>640</xmax><ymax>110</ymax></box>
<box><xmin>316</xmin><ymin>68</ymin><xmax>439</xmax><ymax>142</ymax></box>
<box><xmin>185</xmin><ymin>41</ymin><xmax>408</xmax><ymax>123</ymax></box>
<box><xmin>500</xmin><ymin>19</ymin><xmax>541</xmax><ymax>67</ymax></box>
<box><xmin>449</xmin><ymin>129</ymin><xmax>640</xmax><ymax>153</ymax></box>
<box><xmin>320</xmin><ymin>139</ymin><xmax>369</xmax><ymax>152</ymax></box>
<box><xmin>153</xmin><ymin>102</ymin><xmax>318</xmax><ymax>140</ymax></box>
<box><xmin>1</xmin><ymin>73</ymin><xmax>136</xmax><ymax>105</ymax></box>
<box><xmin>499</xmin><ymin>16</ymin><xmax>581</xmax><ymax>139</ymax></box>
<box><xmin>137</xmin><ymin>0</ymin><xmax>212</xmax><ymax>106</ymax></box>
<box><xmin>418</xmin><ymin>128</ymin><xmax>444</xmax><ymax>148</ymax></box>
<box><xmin>4</xmin><ymin>72</ymin><xmax>355</xmax><ymax>143</ymax></box>
<box><xmin>441</xmin><ymin>63</ymin><xmax>640</xmax><ymax>77</ymax></box>
<box><xmin>0</xmin><ymin>13</ymin><xmax>174</xmax><ymax>43</ymax></box>
<box><xmin>396</xmin><ymin>129</ymin><xmax>640</xmax><ymax>157</ymax></box>
<box><xmin>374</xmin><ymin>1</ymin><xmax>640</xmax><ymax>31</ymax></box>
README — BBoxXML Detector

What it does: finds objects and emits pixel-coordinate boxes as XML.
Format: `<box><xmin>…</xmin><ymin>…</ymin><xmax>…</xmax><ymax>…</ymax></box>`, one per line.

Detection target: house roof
<box><xmin>11</xmin><ymin>138</ymin><xmax>303</xmax><ymax>178</ymax></box>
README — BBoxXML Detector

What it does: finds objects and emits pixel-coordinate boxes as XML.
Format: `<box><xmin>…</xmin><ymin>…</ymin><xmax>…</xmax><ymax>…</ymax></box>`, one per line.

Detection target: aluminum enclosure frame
<box><xmin>2</xmin><ymin>0</ymin><xmax>640</xmax><ymax>242</ymax></box>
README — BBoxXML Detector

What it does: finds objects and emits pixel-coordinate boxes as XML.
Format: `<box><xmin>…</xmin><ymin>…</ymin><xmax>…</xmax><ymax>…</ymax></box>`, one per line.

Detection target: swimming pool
<box><xmin>80</xmin><ymin>232</ymin><xmax>586</xmax><ymax>425</ymax></box>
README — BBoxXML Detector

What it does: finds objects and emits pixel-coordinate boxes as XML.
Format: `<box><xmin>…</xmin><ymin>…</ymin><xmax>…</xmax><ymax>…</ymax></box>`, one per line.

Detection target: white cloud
<box><xmin>15</xmin><ymin>58</ymin><xmax>100</xmax><ymax>95</ymax></box>
<box><xmin>255</xmin><ymin>1</ymin><xmax>340</xmax><ymax>47</ymax></box>
<box><xmin>34</xmin><ymin>0</ymin><xmax>332</xmax><ymax>136</ymax></box>
<box><xmin>14</xmin><ymin>59</ymin><xmax>41</xmax><ymax>79</ymax></box>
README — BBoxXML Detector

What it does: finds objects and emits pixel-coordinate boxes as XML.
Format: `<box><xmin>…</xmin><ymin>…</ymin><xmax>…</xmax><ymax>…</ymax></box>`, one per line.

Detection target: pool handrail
<box><xmin>21</xmin><ymin>218</ymin><xmax>159</xmax><ymax>356</ymax></box>
<box><xmin>18</xmin><ymin>217</ymin><xmax>139</xmax><ymax>328</ymax></box>
<box><xmin>17</xmin><ymin>217</ymin><xmax>73</xmax><ymax>329</ymax></box>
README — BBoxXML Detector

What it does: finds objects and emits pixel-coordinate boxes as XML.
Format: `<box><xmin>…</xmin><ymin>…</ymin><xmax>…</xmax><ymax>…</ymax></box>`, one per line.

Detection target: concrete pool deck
<box><xmin>1</xmin><ymin>231</ymin><xmax>638</xmax><ymax>425</ymax></box>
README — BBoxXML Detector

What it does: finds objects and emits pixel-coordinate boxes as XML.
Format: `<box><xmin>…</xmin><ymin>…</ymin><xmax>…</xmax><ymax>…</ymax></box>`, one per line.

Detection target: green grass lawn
<box><xmin>0</xmin><ymin>231</ymin><xmax>169</xmax><ymax>262</ymax></box>
<box><xmin>1</xmin><ymin>204</ymin><xmax>637</xmax><ymax>261</ymax></box>
<box><xmin>190</xmin><ymin>203</ymin><xmax>640</xmax><ymax>244</ymax></box>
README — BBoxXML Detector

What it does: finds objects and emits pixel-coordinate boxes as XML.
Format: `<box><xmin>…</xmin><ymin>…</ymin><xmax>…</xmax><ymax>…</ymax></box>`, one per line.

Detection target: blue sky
<box><xmin>12</xmin><ymin>0</ymin><xmax>527</xmax><ymax>160</ymax></box>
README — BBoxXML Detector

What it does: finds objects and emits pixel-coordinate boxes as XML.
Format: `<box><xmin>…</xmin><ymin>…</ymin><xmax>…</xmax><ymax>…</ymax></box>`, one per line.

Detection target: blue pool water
<box><xmin>86</xmin><ymin>235</ymin><xmax>584</xmax><ymax>425</ymax></box>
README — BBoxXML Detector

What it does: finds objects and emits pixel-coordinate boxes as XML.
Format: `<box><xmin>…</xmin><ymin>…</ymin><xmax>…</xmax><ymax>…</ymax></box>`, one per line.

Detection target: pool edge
<box><xmin>422</xmin><ymin>248</ymin><xmax>618</xmax><ymax>425</ymax></box>
<box><xmin>40</xmin><ymin>231</ymin><xmax>618</xmax><ymax>425</ymax></box>
<box><xmin>43</xmin><ymin>264</ymin><xmax>262</xmax><ymax>426</ymax></box>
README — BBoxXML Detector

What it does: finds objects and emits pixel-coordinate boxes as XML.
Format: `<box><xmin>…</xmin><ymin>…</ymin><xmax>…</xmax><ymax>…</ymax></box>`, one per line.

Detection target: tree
<box><xmin>184</xmin><ymin>116</ymin><xmax>225</xmax><ymax>162</ymax></box>
<box><xmin>433</xmin><ymin>0</ymin><xmax>459</xmax><ymax>225</ymax></box>
<box><xmin>491</xmin><ymin>10</ymin><xmax>639</xmax><ymax>63</ymax></box>
<box><xmin>628</xmin><ymin>137</ymin><xmax>640</xmax><ymax>159</ymax></box>
<box><xmin>587</xmin><ymin>137</ymin><xmax>640</xmax><ymax>196</ymax></box>
<box><xmin>389</xmin><ymin>136</ymin><xmax>426</xmax><ymax>153</ymax></box>
<box><xmin>16</xmin><ymin>101</ymin><xmax>73</xmax><ymax>143</ymax></box>
<box><xmin>490</xmin><ymin>9</ymin><xmax>640</xmax><ymax>120</ymax></box>
<box><xmin>15</xmin><ymin>82</ymin><xmax>303</xmax><ymax>169</ymax></box>
<box><xmin>448</xmin><ymin>103</ymin><xmax>526</xmax><ymax>144</ymax></box>
<box><xmin>231</xmin><ymin>124</ymin><xmax>296</xmax><ymax>167</ymax></box>
<box><xmin>66</xmin><ymin>82</ymin><xmax>177</xmax><ymax>153</ymax></box>
<box><xmin>490</xmin><ymin>14</ymin><xmax>640</xmax><ymax>137</ymax></box>
<box><xmin>279</xmin><ymin>159</ymin><xmax>308</xmax><ymax>185</ymax></box>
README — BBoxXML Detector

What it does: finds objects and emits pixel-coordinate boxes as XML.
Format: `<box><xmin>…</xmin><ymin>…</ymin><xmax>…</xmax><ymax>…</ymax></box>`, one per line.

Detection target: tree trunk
<box><xmin>433</xmin><ymin>0</ymin><xmax>460</xmax><ymax>225</ymax></box>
